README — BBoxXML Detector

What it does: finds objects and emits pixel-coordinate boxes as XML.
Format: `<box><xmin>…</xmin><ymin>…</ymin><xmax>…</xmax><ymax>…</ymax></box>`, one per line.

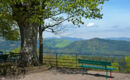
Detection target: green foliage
<box><xmin>0</xmin><ymin>0</ymin><xmax>20</xmax><ymax>40</ymax></box>
<box><xmin>111</xmin><ymin>63</ymin><xmax>119</xmax><ymax>72</ymax></box>
<box><xmin>125</xmin><ymin>56</ymin><xmax>130</xmax><ymax>73</ymax></box>
<box><xmin>11</xmin><ymin>47</ymin><xmax>21</xmax><ymax>53</ymax></box>
<box><xmin>0</xmin><ymin>19</ymin><xmax>19</xmax><ymax>40</ymax></box>
<box><xmin>0</xmin><ymin>0</ymin><xmax>107</xmax><ymax>40</ymax></box>
<box><xmin>45</xmin><ymin>0</ymin><xmax>107</xmax><ymax>26</ymax></box>
<box><xmin>0</xmin><ymin>0</ymin><xmax>107</xmax><ymax>24</ymax></box>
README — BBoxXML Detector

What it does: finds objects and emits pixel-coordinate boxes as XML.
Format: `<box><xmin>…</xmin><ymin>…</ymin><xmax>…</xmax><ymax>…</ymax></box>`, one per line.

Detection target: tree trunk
<box><xmin>39</xmin><ymin>26</ymin><xmax>44</xmax><ymax>64</ymax></box>
<box><xmin>19</xmin><ymin>23</ymin><xmax>39</xmax><ymax>66</ymax></box>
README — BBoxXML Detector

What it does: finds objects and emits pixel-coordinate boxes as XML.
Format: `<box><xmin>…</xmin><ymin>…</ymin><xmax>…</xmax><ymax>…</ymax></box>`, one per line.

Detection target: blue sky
<box><xmin>44</xmin><ymin>0</ymin><xmax>130</xmax><ymax>39</ymax></box>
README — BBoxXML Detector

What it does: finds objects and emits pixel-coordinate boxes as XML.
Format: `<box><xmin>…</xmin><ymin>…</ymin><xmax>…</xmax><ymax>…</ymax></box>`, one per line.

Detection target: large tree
<box><xmin>0</xmin><ymin>0</ymin><xmax>107</xmax><ymax>66</ymax></box>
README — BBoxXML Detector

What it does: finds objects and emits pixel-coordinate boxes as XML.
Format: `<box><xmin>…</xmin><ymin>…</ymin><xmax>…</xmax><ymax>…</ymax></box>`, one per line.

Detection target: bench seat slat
<box><xmin>7</xmin><ymin>57</ymin><xmax>19</xmax><ymax>61</ymax></box>
<box><xmin>81</xmin><ymin>65</ymin><xmax>114</xmax><ymax>70</ymax></box>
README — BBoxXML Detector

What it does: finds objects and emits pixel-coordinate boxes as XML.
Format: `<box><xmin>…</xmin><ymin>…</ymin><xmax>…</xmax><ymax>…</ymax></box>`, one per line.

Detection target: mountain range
<box><xmin>0</xmin><ymin>37</ymin><xmax>130</xmax><ymax>57</ymax></box>
<box><xmin>106</xmin><ymin>37</ymin><xmax>130</xmax><ymax>41</ymax></box>
<box><xmin>49</xmin><ymin>38</ymin><xmax>130</xmax><ymax>57</ymax></box>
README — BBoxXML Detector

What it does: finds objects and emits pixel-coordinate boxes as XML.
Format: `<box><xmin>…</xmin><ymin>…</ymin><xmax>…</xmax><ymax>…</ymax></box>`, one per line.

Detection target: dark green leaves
<box><xmin>0</xmin><ymin>0</ymin><xmax>107</xmax><ymax>40</ymax></box>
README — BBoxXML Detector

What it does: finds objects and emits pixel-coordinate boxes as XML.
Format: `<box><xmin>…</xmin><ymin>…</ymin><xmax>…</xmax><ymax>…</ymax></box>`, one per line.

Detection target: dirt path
<box><xmin>21</xmin><ymin>70</ymin><xmax>130</xmax><ymax>80</ymax></box>
<box><xmin>1</xmin><ymin>70</ymin><xmax>130</xmax><ymax>80</ymax></box>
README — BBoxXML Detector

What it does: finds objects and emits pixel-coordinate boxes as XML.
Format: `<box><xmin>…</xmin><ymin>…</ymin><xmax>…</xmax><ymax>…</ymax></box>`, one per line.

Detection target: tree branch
<box><xmin>43</xmin><ymin>15</ymin><xmax>73</xmax><ymax>31</ymax></box>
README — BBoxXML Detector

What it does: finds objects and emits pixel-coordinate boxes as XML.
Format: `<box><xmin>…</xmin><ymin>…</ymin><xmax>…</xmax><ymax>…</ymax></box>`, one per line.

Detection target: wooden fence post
<box><xmin>76</xmin><ymin>53</ymin><xmax>78</xmax><ymax>68</ymax></box>
<box><xmin>56</xmin><ymin>53</ymin><xmax>58</xmax><ymax>69</ymax></box>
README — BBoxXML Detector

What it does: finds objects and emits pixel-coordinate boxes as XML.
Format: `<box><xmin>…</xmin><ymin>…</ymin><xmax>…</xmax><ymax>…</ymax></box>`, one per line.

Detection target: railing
<box><xmin>43</xmin><ymin>53</ymin><xmax>82</xmax><ymax>68</ymax></box>
<box><xmin>0</xmin><ymin>52</ymin><xmax>20</xmax><ymax>63</ymax></box>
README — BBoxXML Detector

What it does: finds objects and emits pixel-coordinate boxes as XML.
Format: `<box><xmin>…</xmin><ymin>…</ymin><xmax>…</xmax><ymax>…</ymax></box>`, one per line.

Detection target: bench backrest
<box><xmin>0</xmin><ymin>54</ymin><xmax>8</xmax><ymax>61</ymax></box>
<box><xmin>78</xmin><ymin>59</ymin><xmax>112</xmax><ymax>66</ymax></box>
<box><xmin>9</xmin><ymin>52</ymin><xmax>20</xmax><ymax>60</ymax></box>
<box><xmin>10</xmin><ymin>52</ymin><xmax>20</xmax><ymax>57</ymax></box>
<box><xmin>0</xmin><ymin>51</ymin><xmax>3</xmax><ymax>54</ymax></box>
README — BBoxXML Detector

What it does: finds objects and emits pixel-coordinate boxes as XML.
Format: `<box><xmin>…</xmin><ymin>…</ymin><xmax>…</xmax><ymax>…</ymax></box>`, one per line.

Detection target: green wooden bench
<box><xmin>0</xmin><ymin>51</ymin><xmax>3</xmax><ymax>54</ymax></box>
<box><xmin>0</xmin><ymin>54</ymin><xmax>8</xmax><ymax>62</ymax></box>
<box><xmin>8</xmin><ymin>52</ymin><xmax>20</xmax><ymax>61</ymax></box>
<box><xmin>78</xmin><ymin>59</ymin><xmax>114</xmax><ymax>80</ymax></box>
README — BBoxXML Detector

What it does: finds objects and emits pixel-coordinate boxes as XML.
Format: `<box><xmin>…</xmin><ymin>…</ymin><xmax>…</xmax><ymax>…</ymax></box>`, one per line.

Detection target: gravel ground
<box><xmin>21</xmin><ymin>70</ymin><xmax>130</xmax><ymax>80</ymax></box>
<box><xmin>1</xmin><ymin>70</ymin><xmax>130</xmax><ymax>80</ymax></box>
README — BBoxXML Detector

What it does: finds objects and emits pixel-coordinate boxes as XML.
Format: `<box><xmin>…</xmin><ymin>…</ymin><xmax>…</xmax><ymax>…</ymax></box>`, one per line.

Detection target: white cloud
<box><xmin>87</xmin><ymin>22</ymin><xmax>95</xmax><ymax>27</ymax></box>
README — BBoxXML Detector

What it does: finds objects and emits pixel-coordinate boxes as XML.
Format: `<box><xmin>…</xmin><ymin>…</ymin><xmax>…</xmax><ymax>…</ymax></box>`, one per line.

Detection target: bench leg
<box><xmin>106</xmin><ymin>70</ymin><xmax>108</xmax><ymax>80</ymax></box>
<box><xmin>82</xmin><ymin>68</ymin><xmax>84</xmax><ymax>75</ymax></box>
<box><xmin>86</xmin><ymin>68</ymin><xmax>88</xmax><ymax>74</ymax></box>
<box><xmin>110</xmin><ymin>70</ymin><xmax>112</xmax><ymax>77</ymax></box>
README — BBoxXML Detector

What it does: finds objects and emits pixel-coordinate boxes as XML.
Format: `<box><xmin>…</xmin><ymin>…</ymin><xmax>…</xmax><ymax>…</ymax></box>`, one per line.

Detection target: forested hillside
<box><xmin>44</xmin><ymin>38</ymin><xmax>130</xmax><ymax>57</ymax></box>
<box><xmin>43</xmin><ymin>39</ymin><xmax>73</xmax><ymax>48</ymax></box>
<box><xmin>0</xmin><ymin>37</ymin><xmax>74</xmax><ymax>51</ymax></box>
<box><xmin>1</xmin><ymin>37</ymin><xmax>130</xmax><ymax>57</ymax></box>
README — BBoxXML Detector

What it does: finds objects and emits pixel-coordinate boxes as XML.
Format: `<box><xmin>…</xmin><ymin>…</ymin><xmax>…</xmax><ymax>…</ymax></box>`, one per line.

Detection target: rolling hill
<box><xmin>0</xmin><ymin>37</ymin><xmax>130</xmax><ymax>57</ymax></box>
<box><xmin>46</xmin><ymin>38</ymin><xmax>130</xmax><ymax>57</ymax></box>
<box><xmin>43</xmin><ymin>39</ymin><xmax>73</xmax><ymax>48</ymax></box>
<box><xmin>0</xmin><ymin>37</ymin><xmax>73</xmax><ymax>51</ymax></box>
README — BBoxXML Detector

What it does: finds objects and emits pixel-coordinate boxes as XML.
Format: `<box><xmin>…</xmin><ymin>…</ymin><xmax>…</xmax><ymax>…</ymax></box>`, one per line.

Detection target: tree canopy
<box><xmin>0</xmin><ymin>0</ymin><xmax>107</xmax><ymax>31</ymax></box>
<box><xmin>0</xmin><ymin>0</ymin><xmax>107</xmax><ymax>66</ymax></box>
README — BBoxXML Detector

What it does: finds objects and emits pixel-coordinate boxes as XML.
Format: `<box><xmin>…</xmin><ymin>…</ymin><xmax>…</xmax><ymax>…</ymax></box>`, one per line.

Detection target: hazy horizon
<box><xmin>44</xmin><ymin>36</ymin><xmax>130</xmax><ymax>40</ymax></box>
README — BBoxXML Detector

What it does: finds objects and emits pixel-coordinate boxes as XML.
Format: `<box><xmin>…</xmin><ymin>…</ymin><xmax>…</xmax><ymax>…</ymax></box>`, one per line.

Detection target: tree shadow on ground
<box><xmin>57</xmin><ymin>68</ymin><xmax>114</xmax><ymax>78</ymax></box>
<box><xmin>84</xmin><ymin>73</ymin><xmax>114</xmax><ymax>78</ymax></box>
